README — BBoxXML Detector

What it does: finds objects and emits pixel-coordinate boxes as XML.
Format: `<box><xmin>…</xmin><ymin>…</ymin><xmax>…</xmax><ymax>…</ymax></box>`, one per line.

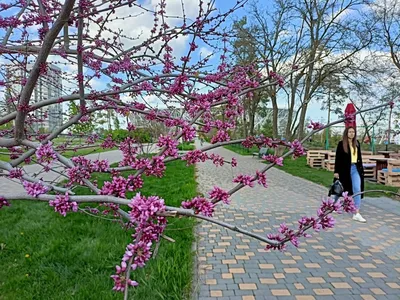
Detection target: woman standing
<box><xmin>334</xmin><ymin>126</ymin><xmax>366</xmax><ymax>223</ymax></box>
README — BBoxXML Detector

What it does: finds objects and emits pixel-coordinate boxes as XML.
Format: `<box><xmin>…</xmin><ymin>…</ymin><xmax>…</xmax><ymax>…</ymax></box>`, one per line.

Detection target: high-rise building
<box><xmin>5</xmin><ymin>63</ymin><xmax>63</xmax><ymax>132</ymax></box>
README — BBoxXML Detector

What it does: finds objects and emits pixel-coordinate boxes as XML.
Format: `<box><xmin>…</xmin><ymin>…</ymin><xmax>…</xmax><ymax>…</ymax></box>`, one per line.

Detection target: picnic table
<box><xmin>369</xmin><ymin>157</ymin><xmax>396</xmax><ymax>179</ymax></box>
<box><xmin>377</xmin><ymin>151</ymin><xmax>395</xmax><ymax>158</ymax></box>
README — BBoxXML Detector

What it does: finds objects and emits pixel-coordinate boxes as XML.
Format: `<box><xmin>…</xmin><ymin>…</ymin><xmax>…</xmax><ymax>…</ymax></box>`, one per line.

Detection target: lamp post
<box><xmin>386</xmin><ymin>105</ymin><xmax>393</xmax><ymax>151</ymax></box>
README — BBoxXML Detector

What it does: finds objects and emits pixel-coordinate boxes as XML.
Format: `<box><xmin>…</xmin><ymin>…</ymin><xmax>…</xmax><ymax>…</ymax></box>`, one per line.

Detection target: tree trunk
<box><xmin>271</xmin><ymin>96</ymin><xmax>278</xmax><ymax>139</ymax></box>
<box><xmin>297</xmin><ymin>103</ymin><xmax>308</xmax><ymax>140</ymax></box>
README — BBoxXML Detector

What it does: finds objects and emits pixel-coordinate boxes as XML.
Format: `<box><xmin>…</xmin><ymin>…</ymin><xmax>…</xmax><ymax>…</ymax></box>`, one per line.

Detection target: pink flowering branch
<box><xmin>13</xmin><ymin>0</ymin><xmax>76</xmax><ymax>141</ymax></box>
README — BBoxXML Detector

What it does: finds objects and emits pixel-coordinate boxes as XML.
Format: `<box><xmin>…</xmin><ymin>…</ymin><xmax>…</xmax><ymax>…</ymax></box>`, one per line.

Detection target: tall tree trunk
<box><xmin>297</xmin><ymin>103</ymin><xmax>308</xmax><ymax>140</ymax></box>
<box><xmin>271</xmin><ymin>98</ymin><xmax>278</xmax><ymax>139</ymax></box>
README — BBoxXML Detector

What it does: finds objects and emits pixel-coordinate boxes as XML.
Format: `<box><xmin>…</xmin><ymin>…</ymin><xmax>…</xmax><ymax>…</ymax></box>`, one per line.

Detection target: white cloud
<box><xmin>89</xmin><ymin>0</ymin><xmax>210</xmax><ymax>56</ymax></box>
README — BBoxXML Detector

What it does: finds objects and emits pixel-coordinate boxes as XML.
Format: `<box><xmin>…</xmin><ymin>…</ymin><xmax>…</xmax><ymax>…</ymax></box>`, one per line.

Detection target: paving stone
<box><xmin>194</xmin><ymin>142</ymin><xmax>400</xmax><ymax>300</ymax></box>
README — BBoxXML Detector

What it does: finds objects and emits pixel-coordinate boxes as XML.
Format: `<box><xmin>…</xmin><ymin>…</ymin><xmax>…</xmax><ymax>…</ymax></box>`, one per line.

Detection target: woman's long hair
<box><xmin>342</xmin><ymin>126</ymin><xmax>357</xmax><ymax>154</ymax></box>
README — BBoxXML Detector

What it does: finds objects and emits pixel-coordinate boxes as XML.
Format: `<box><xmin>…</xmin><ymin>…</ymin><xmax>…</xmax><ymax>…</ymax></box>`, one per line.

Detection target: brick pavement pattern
<box><xmin>194</xmin><ymin>142</ymin><xmax>400</xmax><ymax>300</ymax></box>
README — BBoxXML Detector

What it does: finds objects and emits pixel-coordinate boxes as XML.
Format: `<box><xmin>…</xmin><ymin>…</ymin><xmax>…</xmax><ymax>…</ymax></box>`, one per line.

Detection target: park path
<box><xmin>0</xmin><ymin>144</ymin><xmax>159</xmax><ymax>196</ymax></box>
<box><xmin>194</xmin><ymin>141</ymin><xmax>400</xmax><ymax>300</ymax></box>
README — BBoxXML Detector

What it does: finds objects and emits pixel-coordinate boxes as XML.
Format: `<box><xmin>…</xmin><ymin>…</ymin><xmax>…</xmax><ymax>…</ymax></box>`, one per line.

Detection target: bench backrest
<box><xmin>259</xmin><ymin>147</ymin><xmax>268</xmax><ymax>155</ymax></box>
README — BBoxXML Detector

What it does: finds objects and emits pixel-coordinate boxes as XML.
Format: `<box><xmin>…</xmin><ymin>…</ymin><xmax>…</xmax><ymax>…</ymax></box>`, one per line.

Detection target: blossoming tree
<box><xmin>0</xmin><ymin>0</ymin><xmax>394</xmax><ymax>297</ymax></box>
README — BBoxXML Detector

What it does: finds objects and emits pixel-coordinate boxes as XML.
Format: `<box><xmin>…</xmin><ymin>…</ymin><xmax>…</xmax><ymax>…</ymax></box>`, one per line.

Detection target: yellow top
<box><xmin>349</xmin><ymin>143</ymin><xmax>357</xmax><ymax>163</ymax></box>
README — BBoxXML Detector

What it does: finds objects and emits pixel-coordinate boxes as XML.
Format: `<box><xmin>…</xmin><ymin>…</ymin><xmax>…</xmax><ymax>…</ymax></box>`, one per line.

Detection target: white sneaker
<box><xmin>352</xmin><ymin>213</ymin><xmax>366</xmax><ymax>223</ymax></box>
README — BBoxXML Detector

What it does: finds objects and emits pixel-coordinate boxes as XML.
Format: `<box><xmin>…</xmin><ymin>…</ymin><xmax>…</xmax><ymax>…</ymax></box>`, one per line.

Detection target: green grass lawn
<box><xmin>0</xmin><ymin>160</ymin><xmax>197</xmax><ymax>300</ymax></box>
<box><xmin>0</xmin><ymin>146</ymin><xmax>116</xmax><ymax>162</ymax></box>
<box><xmin>178</xmin><ymin>142</ymin><xmax>195</xmax><ymax>151</ymax></box>
<box><xmin>277</xmin><ymin>156</ymin><xmax>399</xmax><ymax>198</ymax></box>
<box><xmin>62</xmin><ymin>146</ymin><xmax>118</xmax><ymax>158</ymax></box>
<box><xmin>224</xmin><ymin>144</ymin><xmax>264</xmax><ymax>156</ymax></box>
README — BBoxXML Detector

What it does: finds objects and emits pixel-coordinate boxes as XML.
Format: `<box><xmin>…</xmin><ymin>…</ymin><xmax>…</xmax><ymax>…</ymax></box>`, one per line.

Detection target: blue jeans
<box><xmin>351</xmin><ymin>164</ymin><xmax>361</xmax><ymax>209</ymax></box>
<box><xmin>332</xmin><ymin>164</ymin><xmax>361</xmax><ymax>209</ymax></box>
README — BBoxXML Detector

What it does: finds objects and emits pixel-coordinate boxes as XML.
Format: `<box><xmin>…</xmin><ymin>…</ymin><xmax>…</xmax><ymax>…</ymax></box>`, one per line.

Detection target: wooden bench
<box><xmin>252</xmin><ymin>147</ymin><xmax>268</xmax><ymax>158</ymax></box>
<box><xmin>362</xmin><ymin>155</ymin><xmax>384</xmax><ymax>179</ymax></box>
<box><xmin>324</xmin><ymin>160</ymin><xmax>335</xmax><ymax>171</ymax></box>
<box><xmin>378</xmin><ymin>160</ymin><xmax>400</xmax><ymax>186</ymax></box>
<box><xmin>306</xmin><ymin>150</ymin><xmax>325</xmax><ymax>168</ymax></box>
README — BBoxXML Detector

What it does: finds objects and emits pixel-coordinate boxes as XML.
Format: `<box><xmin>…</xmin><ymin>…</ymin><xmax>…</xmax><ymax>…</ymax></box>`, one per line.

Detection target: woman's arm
<box><xmin>334</xmin><ymin>142</ymin><xmax>342</xmax><ymax>177</ymax></box>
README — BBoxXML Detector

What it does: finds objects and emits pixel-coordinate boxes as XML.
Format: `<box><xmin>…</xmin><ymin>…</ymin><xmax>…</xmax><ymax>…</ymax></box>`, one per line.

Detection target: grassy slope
<box><xmin>0</xmin><ymin>160</ymin><xmax>197</xmax><ymax>300</ymax></box>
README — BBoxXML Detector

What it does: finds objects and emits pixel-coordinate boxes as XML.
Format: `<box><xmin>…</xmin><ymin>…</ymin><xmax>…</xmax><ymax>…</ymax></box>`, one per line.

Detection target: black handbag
<box><xmin>328</xmin><ymin>178</ymin><xmax>343</xmax><ymax>197</ymax></box>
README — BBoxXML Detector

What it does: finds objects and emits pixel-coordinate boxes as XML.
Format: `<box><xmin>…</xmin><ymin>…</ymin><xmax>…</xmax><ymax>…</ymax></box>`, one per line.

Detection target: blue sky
<box><xmin>0</xmin><ymin>0</ymin><xmax>382</xmax><ymax>128</ymax></box>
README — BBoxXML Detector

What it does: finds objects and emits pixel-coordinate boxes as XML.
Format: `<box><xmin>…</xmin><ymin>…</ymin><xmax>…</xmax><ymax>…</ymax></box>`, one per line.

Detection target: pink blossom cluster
<box><xmin>307</xmin><ymin>121</ymin><xmax>324</xmax><ymax>130</ymax></box>
<box><xmin>262</xmin><ymin>154</ymin><xmax>283</xmax><ymax>166</ymax></box>
<box><xmin>340</xmin><ymin>192</ymin><xmax>357</xmax><ymax>213</ymax></box>
<box><xmin>111</xmin><ymin>193</ymin><xmax>167</xmax><ymax>291</ymax></box>
<box><xmin>67</xmin><ymin>166</ymin><xmax>91</xmax><ymax>185</ymax></box>
<box><xmin>290</xmin><ymin>140</ymin><xmax>306</xmax><ymax>159</ymax></box>
<box><xmin>35</xmin><ymin>142</ymin><xmax>57</xmax><ymax>165</ymax></box>
<box><xmin>256</xmin><ymin>170</ymin><xmax>268</xmax><ymax>188</ymax></box>
<box><xmin>49</xmin><ymin>193</ymin><xmax>78</xmax><ymax>217</ymax></box>
<box><xmin>8</xmin><ymin>167</ymin><xmax>23</xmax><ymax>179</ymax></box>
<box><xmin>157</xmin><ymin>135</ymin><xmax>178</xmax><ymax>157</ymax></box>
<box><xmin>208</xmin><ymin>186</ymin><xmax>230</xmax><ymax>204</ymax></box>
<box><xmin>181</xmin><ymin>124</ymin><xmax>196</xmax><ymax>142</ymax></box>
<box><xmin>269</xmin><ymin>71</ymin><xmax>285</xmax><ymax>87</ymax></box>
<box><xmin>101</xmin><ymin>135</ymin><xmax>117</xmax><ymax>149</ymax></box>
<box><xmin>144</xmin><ymin>156</ymin><xmax>166</xmax><ymax>178</ymax></box>
<box><xmin>23</xmin><ymin>181</ymin><xmax>48</xmax><ymax>197</ymax></box>
<box><xmin>0</xmin><ymin>197</ymin><xmax>10</xmax><ymax>209</ymax></box>
<box><xmin>101</xmin><ymin>176</ymin><xmax>133</xmax><ymax>198</ymax></box>
<box><xmin>209</xmin><ymin>153</ymin><xmax>225</xmax><ymax>167</ymax></box>
<box><xmin>210</xmin><ymin>130</ymin><xmax>230</xmax><ymax>144</ymax></box>
<box><xmin>122</xmin><ymin>241</ymin><xmax>152</xmax><ymax>270</ymax></box>
<box><xmin>182</xmin><ymin>150</ymin><xmax>209</xmax><ymax>165</ymax></box>
<box><xmin>266</xmin><ymin>194</ymin><xmax>356</xmax><ymax>251</ymax></box>
<box><xmin>233</xmin><ymin>174</ymin><xmax>254</xmax><ymax>187</ymax></box>
<box><xmin>128</xmin><ymin>193</ymin><xmax>166</xmax><ymax>224</ymax></box>
<box><xmin>111</xmin><ymin>263</ymin><xmax>138</xmax><ymax>292</ymax></box>
<box><xmin>181</xmin><ymin>196</ymin><xmax>215</xmax><ymax>216</ymax></box>
<box><xmin>118</xmin><ymin>137</ymin><xmax>138</xmax><ymax>167</ymax></box>
<box><xmin>231</xmin><ymin>157</ymin><xmax>237</xmax><ymax>167</ymax></box>
<box><xmin>86</xmin><ymin>134</ymin><xmax>99</xmax><ymax>144</ymax></box>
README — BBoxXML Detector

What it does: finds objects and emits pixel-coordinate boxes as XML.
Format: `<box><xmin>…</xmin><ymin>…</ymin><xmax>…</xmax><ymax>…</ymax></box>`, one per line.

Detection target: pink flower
<box><xmin>210</xmin><ymin>130</ymin><xmax>230</xmax><ymax>144</ymax></box>
<box><xmin>231</xmin><ymin>157</ymin><xmax>237</xmax><ymax>167</ymax></box>
<box><xmin>307</xmin><ymin>121</ymin><xmax>324</xmax><ymax>130</ymax></box>
<box><xmin>67</xmin><ymin>166</ymin><xmax>91</xmax><ymax>185</ymax></box>
<box><xmin>182</xmin><ymin>150</ymin><xmax>209</xmax><ymax>165</ymax></box>
<box><xmin>341</xmin><ymin>192</ymin><xmax>357</xmax><ymax>213</ymax></box>
<box><xmin>36</xmin><ymin>142</ymin><xmax>57</xmax><ymax>165</ymax></box>
<box><xmin>233</xmin><ymin>174</ymin><xmax>254</xmax><ymax>187</ymax></box>
<box><xmin>290</xmin><ymin>140</ymin><xmax>306</xmax><ymax>159</ymax></box>
<box><xmin>0</xmin><ymin>197</ymin><xmax>10</xmax><ymax>209</ymax></box>
<box><xmin>209</xmin><ymin>186</ymin><xmax>230</xmax><ymax>204</ymax></box>
<box><xmin>262</xmin><ymin>154</ymin><xmax>283</xmax><ymax>166</ymax></box>
<box><xmin>111</xmin><ymin>262</ymin><xmax>138</xmax><ymax>292</ymax></box>
<box><xmin>128</xmin><ymin>193</ymin><xmax>166</xmax><ymax>224</ymax></box>
<box><xmin>256</xmin><ymin>170</ymin><xmax>267</xmax><ymax>188</ymax></box>
<box><xmin>101</xmin><ymin>176</ymin><xmax>130</xmax><ymax>198</ymax></box>
<box><xmin>389</xmin><ymin>100</ymin><xmax>395</xmax><ymax>109</ymax></box>
<box><xmin>8</xmin><ymin>168</ymin><xmax>23</xmax><ymax>179</ymax></box>
<box><xmin>49</xmin><ymin>193</ymin><xmax>78</xmax><ymax>217</ymax></box>
<box><xmin>23</xmin><ymin>181</ymin><xmax>48</xmax><ymax>197</ymax></box>
<box><xmin>209</xmin><ymin>153</ymin><xmax>225</xmax><ymax>167</ymax></box>
<box><xmin>122</xmin><ymin>241</ymin><xmax>152</xmax><ymax>270</ymax></box>
<box><xmin>157</xmin><ymin>135</ymin><xmax>178</xmax><ymax>157</ymax></box>
<box><xmin>181</xmin><ymin>196</ymin><xmax>215</xmax><ymax>216</ymax></box>
<box><xmin>101</xmin><ymin>135</ymin><xmax>116</xmax><ymax>149</ymax></box>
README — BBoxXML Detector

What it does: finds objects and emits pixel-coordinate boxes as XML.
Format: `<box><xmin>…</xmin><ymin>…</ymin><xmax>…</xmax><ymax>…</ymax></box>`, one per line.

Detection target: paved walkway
<box><xmin>194</xmin><ymin>142</ymin><xmax>400</xmax><ymax>300</ymax></box>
